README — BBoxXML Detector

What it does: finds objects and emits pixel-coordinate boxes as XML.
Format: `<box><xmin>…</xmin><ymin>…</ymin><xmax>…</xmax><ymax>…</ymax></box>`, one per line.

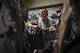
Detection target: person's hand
<box><xmin>25</xmin><ymin>23</ymin><xmax>32</xmax><ymax>27</ymax></box>
<box><xmin>49</xmin><ymin>26</ymin><xmax>57</xmax><ymax>31</ymax></box>
<box><xmin>25</xmin><ymin>23</ymin><xmax>38</xmax><ymax>28</ymax></box>
<box><xmin>32</xmin><ymin>25</ymin><xmax>39</xmax><ymax>28</ymax></box>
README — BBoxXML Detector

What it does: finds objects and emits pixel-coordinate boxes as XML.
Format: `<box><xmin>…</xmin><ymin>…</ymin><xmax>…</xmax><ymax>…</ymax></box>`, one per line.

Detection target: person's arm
<box><xmin>25</xmin><ymin>21</ymin><xmax>33</xmax><ymax>27</ymax></box>
<box><xmin>49</xmin><ymin>18</ymin><xmax>57</xmax><ymax>32</ymax></box>
<box><xmin>57</xmin><ymin>0</ymin><xmax>73</xmax><ymax>53</ymax></box>
<box><xmin>25</xmin><ymin>20</ymin><xmax>38</xmax><ymax>28</ymax></box>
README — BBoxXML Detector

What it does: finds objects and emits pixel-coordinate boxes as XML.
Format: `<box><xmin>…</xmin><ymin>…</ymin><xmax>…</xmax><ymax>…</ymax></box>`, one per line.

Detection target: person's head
<box><xmin>56</xmin><ymin>7</ymin><xmax>62</xmax><ymax>16</ymax></box>
<box><xmin>39</xmin><ymin>9</ymin><xmax>48</xmax><ymax>20</ymax></box>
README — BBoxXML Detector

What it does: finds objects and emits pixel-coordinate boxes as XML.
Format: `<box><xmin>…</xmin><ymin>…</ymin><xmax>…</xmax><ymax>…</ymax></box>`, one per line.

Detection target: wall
<box><xmin>23</xmin><ymin>0</ymin><xmax>63</xmax><ymax>9</ymax></box>
<box><xmin>28</xmin><ymin>6</ymin><xmax>62</xmax><ymax>14</ymax></box>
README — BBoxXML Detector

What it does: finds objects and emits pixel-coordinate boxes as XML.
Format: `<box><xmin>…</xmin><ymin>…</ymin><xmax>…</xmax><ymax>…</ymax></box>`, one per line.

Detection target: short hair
<box><xmin>39</xmin><ymin>9</ymin><xmax>48</xmax><ymax>15</ymax></box>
